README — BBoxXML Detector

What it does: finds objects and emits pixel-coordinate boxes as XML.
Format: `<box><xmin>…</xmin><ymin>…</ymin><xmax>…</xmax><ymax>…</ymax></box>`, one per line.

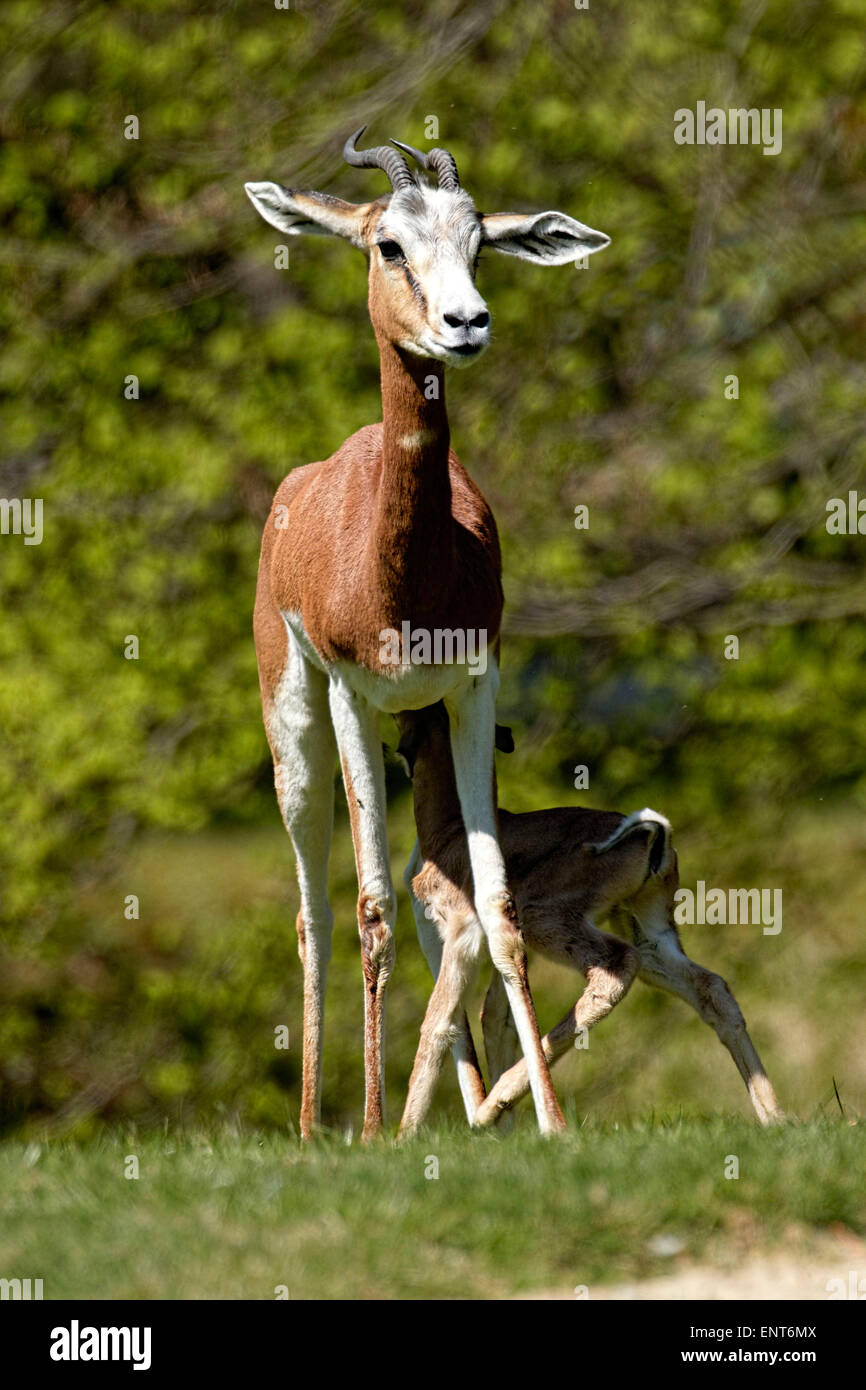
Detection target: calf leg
<box><xmin>481</xmin><ymin>971</ymin><xmax>518</xmax><ymax>1086</ymax></box>
<box><xmin>481</xmin><ymin>972</ymin><xmax>519</xmax><ymax>1130</ymax></box>
<box><xmin>615</xmin><ymin>901</ymin><xmax>784</xmax><ymax>1124</ymax></box>
<box><xmin>447</xmin><ymin>674</ymin><xmax>565</xmax><ymax>1135</ymax></box>
<box><xmin>406</xmin><ymin>846</ymin><xmax>487</xmax><ymax>1125</ymax></box>
<box><xmin>399</xmin><ymin>918</ymin><xmax>483</xmax><ymax>1138</ymax></box>
<box><xmin>474</xmin><ymin>926</ymin><xmax>640</xmax><ymax>1126</ymax></box>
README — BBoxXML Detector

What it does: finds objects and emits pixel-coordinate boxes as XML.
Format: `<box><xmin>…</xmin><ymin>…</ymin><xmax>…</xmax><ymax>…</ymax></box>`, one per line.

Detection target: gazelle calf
<box><xmin>395</xmin><ymin>704</ymin><xmax>783</xmax><ymax>1137</ymax></box>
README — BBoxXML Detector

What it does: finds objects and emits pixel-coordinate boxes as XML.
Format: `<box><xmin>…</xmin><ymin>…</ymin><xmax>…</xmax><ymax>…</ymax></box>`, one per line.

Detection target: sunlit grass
<box><xmin>0</xmin><ymin>1119</ymin><xmax>862</xmax><ymax>1299</ymax></box>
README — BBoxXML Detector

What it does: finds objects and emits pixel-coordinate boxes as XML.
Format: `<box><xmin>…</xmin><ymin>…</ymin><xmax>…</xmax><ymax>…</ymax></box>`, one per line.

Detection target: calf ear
<box><xmin>495</xmin><ymin>723</ymin><xmax>515</xmax><ymax>754</ymax></box>
<box><xmin>244</xmin><ymin>183</ymin><xmax>369</xmax><ymax>248</ymax></box>
<box><xmin>480</xmin><ymin>209</ymin><xmax>610</xmax><ymax>266</ymax></box>
<box><xmin>395</xmin><ymin>730</ymin><xmax>418</xmax><ymax>779</ymax></box>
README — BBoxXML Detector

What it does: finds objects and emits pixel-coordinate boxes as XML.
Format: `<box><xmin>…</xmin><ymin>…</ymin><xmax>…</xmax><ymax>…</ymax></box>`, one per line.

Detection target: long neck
<box><xmin>373</xmin><ymin>336</ymin><xmax>455</xmax><ymax>617</ymax></box>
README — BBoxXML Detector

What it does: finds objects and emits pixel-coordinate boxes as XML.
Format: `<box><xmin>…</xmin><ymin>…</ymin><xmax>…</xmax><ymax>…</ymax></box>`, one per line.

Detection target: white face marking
<box><xmin>375</xmin><ymin>185</ymin><xmax>490</xmax><ymax>365</ymax></box>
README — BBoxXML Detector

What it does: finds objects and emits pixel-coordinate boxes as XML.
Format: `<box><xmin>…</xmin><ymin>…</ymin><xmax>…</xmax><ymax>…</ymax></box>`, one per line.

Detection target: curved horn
<box><xmin>343</xmin><ymin>125</ymin><xmax>414</xmax><ymax>192</ymax></box>
<box><xmin>391</xmin><ymin>138</ymin><xmax>460</xmax><ymax>191</ymax></box>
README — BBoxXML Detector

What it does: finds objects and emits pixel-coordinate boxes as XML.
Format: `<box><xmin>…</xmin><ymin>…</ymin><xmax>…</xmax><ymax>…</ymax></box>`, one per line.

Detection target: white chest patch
<box><xmin>398</xmin><ymin>429</ymin><xmax>436</xmax><ymax>451</ymax></box>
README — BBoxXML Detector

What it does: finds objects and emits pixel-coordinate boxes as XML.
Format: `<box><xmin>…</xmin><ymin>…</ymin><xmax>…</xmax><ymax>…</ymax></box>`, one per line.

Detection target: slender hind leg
<box><xmin>328</xmin><ymin>678</ymin><xmax>397</xmax><ymax>1142</ymax></box>
<box><xmin>615</xmin><ymin>901</ymin><xmax>784</xmax><ymax>1124</ymax></box>
<box><xmin>474</xmin><ymin>924</ymin><xmax>640</xmax><ymax>1125</ymax></box>
<box><xmin>265</xmin><ymin>634</ymin><xmax>336</xmax><ymax>1140</ymax></box>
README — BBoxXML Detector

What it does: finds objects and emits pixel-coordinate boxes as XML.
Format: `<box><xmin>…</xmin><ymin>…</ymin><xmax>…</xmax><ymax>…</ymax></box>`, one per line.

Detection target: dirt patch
<box><xmin>514</xmin><ymin>1229</ymin><xmax>866</xmax><ymax>1300</ymax></box>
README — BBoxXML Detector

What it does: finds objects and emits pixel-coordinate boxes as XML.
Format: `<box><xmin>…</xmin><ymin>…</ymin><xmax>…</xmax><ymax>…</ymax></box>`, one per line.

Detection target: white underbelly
<box><xmin>281</xmin><ymin>610</ymin><xmax>491</xmax><ymax>712</ymax></box>
<box><xmin>332</xmin><ymin>657</ymin><xmax>475</xmax><ymax>713</ymax></box>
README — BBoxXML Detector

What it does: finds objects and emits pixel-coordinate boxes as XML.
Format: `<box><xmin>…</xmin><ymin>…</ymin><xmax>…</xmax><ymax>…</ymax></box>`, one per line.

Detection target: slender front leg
<box><xmin>406</xmin><ymin>846</ymin><xmax>487</xmax><ymax>1124</ymax></box>
<box><xmin>329</xmin><ymin>679</ymin><xmax>397</xmax><ymax>1141</ymax></box>
<box><xmin>446</xmin><ymin>673</ymin><xmax>566</xmax><ymax>1135</ymax></box>
<box><xmin>265</xmin><ymin>640</ymin><xmax>336</xmax><ymax>1140</ymax></box>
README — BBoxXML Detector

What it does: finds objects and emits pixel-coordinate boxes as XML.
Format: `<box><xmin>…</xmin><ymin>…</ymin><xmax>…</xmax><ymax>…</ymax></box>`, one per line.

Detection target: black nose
<box><xmin>443</xmin><ymin>310</ymin><xmax>490</xmax><ymax>329</ymax></box>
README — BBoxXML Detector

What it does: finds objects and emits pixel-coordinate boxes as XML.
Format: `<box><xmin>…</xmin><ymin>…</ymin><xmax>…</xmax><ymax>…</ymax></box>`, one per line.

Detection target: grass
<box><xmin>0</xmin><ymin>1118</ymin><xmax>863</xmax><ymax>1299</ymax></box>
<box><xmin>6</xmin><ymin>797</ymin><xmax>864</xmax><ymax>1298</ymax></box>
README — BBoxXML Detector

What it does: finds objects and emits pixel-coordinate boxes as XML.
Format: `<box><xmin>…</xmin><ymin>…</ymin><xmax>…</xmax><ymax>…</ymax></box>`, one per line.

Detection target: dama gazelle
<box><xmin>244</xmin><ymin>130</ymin><xmax>610</xmax><ymax>1139</ymax></box>
<box><xmin>395</xmin><ymin>703</ymin><xmax>783</xmax><ymax>1137</ymax></box>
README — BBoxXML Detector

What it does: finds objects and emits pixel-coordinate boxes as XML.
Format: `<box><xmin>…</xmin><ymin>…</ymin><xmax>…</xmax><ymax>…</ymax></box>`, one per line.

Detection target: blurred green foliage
<box><xmin>1</xmin><ymin>0</ymin><xmax>865</xmax><ymax>1134</ymax></box>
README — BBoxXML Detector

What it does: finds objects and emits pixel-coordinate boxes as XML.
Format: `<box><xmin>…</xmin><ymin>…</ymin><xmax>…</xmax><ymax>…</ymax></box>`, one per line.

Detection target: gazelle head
<box><xmin>245</xmin><ymin>128</ymin><xmax>610</xmax><ymax>368</ymax></box>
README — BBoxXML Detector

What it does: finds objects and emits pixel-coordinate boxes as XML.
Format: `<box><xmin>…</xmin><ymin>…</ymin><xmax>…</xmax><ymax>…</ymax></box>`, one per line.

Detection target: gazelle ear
<box><xmin>495</xmin><ymin>723</ymin><xmax>515</xmax><ymax>754</ymax></box>
<box><xmin>480</xmin><ymin>210</ymin><xmax>610</xmax><ymax>266</ymax></box>
<box><xmin>244</xmin><ymin>183</ymin><xmax>369</xmax><ymax>248</ymax></box>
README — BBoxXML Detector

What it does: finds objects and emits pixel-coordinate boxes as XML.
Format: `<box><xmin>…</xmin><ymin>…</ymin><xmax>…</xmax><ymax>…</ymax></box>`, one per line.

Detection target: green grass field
<box><xmin>6</xmin><ymin>799</ymin><xmax>864</xmax><ymax>1298</ymax></box>
<box><xmin>1</xmin><ymin>1119</ymin><xmax>863</xmax><ymax>1299</ymax></box>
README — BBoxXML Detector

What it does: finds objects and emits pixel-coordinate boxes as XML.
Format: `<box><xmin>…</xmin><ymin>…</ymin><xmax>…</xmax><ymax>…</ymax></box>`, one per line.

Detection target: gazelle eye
<box><xmin>378</xmin><ymin>239</ymin><xmax>405</xmax><ymax>262</ymax></box>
